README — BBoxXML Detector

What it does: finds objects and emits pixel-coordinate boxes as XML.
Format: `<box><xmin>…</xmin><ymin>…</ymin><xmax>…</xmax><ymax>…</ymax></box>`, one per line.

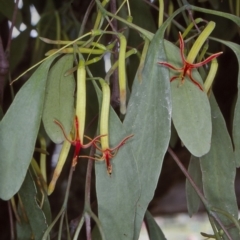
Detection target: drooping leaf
<box><xmin>42</xmin><ymin>54</ymin><xmax>75</xmax><ymax>144</ymax></box>
<box><xmin>190</xmin><ymin>5</ymin><xmax>240</xmax><ymax>26</ymax></box>
<box><xmin>210</xmin><ymin>38</ymin><xmax>240</xmax><ymax>167</ymax></box>
<box><xmin>186</xmin><ymin>155</ymin><xmax>202</xmax><ymax>217</ymax></box>
<box><xmin>162</xmin><ymin>40</ymin><xmax>212</xmax><ymax>157</ymax></box>
<box><xmin>0</xmin><ymin>56</ymin><xmax>57</xmax><ymax>200</ymax></box>
<box><xmin>200</xmin><ymin>95</ymin><xmax>239</xmax><ymax>238</ymax></box>
<box><xmin>18</xmin><ymin>171</ymin><xmax>48</xmax><ymax>240</ymax></box>
<box><xmin>123</xmin><ymin>27</ymin><xmax>171</xmax><ymax>240</ymax></box>
<box><xmin>93</xmin><ymin>81</ymin><xmax>141</xmax><ymax>240</ymax></box>
<box><xmin>16</xmin><ymin>220</ymin><xmax>32</xmax><ymax>240</ymax></box>
<box><xmin>144</xmin><ymin>210</ymin><xmax>167</xmax><ymax>240</ymax></box>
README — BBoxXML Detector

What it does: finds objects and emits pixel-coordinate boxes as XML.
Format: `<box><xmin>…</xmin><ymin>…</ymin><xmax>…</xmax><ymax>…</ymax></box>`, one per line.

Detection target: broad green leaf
<box><xmin>18</xmin><ymin>171</ymin><xmax>48</xmax><ymax>240</ymax></box>
<box><xmin>93</xmin><ymin>82</ymin><xmax>141</xmax><ymax>240</ymax></box>
<box><xmin>200</xmin><ymin>95</ymin><xmax>239</xmax><ymax>238</ymax></box>
<box><xmin>144</xmin><ymin>210</ymin><xmax>167</xmax><ymax>240</ymax></box>
<box><xmin>0</xmin><ymin>56</ymin><xmax>57</xmax><ymax>200</ymax></box>
<box><xmin>162</xmin><ymin>39</ymin><xmax>211</xmax><ymax>157</ymax></box>
<box><xmin>42</xmin><ymin>54</ymin><xmax>75</xmax><ymax>144</ymax></box>
<box><xmin>186</xmin><ymin>155</ymin><xmax>202</xmax><ymax>217</ymax></box>
<box><xmin>123</xmin><ymin>27</ymin><xmax>171</xmax><ymax>240</ymax></box>
<box><xmin>210</xmin><ymin>38</ymin><xmax>240</xmax><ymax>167</ymax></box>
<box><xmin>16</xmin><ymin>220</ymin><xmax>32</xmax><ymax>240</ymax></box>
<box><xmin>0</xmin><ymin>0</ymin><xmax>22</xmax><ymax>29</ymax></box>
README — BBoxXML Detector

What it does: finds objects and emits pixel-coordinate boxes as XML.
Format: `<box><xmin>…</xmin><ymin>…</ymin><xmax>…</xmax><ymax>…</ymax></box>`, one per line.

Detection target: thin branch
<box><xmin>6</xmin><ymin>0</ymin><xmax>20</xmax><ymax>53</ymax></box>
<box><xmin>84</xmin><ymin>146</ymin><xmax>95</xmax><ymax>240</ymax></box>
<box><xmin>167</xmin><ymin>147</ymin><xmax>233</xmax><ymax>240</ymax></box>
<box><xmin>78</xmin><ymin>0</ymin><xmax>95</xmax><ymax>37</ymax></box>
<box><xmin>109</xmin><ymin>0</ymin><xmax>120</xmax><ymax>109</ymax></box>
<box><xmin>8</xmin><ymin>201</ymin><xmax>15</xmax><ymax>240</ymax></box>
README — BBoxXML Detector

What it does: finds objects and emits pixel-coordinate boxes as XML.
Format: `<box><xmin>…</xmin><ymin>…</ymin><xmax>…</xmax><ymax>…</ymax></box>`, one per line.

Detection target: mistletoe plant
<box><xmin>0</xmin><ymin>0</ymin><xmax>240</xmax><ymax>240</ymax></box>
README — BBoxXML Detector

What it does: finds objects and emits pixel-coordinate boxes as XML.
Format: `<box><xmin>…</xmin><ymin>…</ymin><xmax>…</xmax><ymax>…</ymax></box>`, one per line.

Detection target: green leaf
<box><xmin>0</xmin><ymin>56</ymin><xmax>57</xmax><ymax>200</ymax></box>
<box><xmin>93</xmin><ymin>81</ymin><xmax>141</xmax><ymax>240</ymax></box>
<box><xmin>42</xmin><ymin>54</ymin><xmax>75</xmax><ymax>144</ymax></box>
<box><xmin>186</xmin><ymin>155</ymin><xmax>202</xmax><ymax>217</ymax></box>
<box><xmin>200</xmin><ymin>95</ymin><xmax>239</xmax><ymax>238</ymax></box>
<box><xmin>16</xmin><ymin>220</ymin><xmax>32</xmax><ymax>240</ymax></box>
<box><xmin>210</xmin><ymin>38</ymin><xmax>240</xmax><ymax>167</ymax></box>
<box><xmin>190</xmin><ymin>5</ymin><xmax>240</xmax><ymax>26</ymax></box>
<box><xmin>18</xmin><ymin>171</ymin><xmax>48</xmax><ymax>240</ymax></box>
<box><xmin>163</xmin><ymin>40</ymin><xmax>212</xmax><ymax>157</ymax></box>
<box><xmin>144</xmin><ymin>210</ymin><xmax>167</xmax><ymax>240</ymax></box>
<box><xmin>123</xmin><ymin>28</ymin><xmax>171</xmax><ymax>240</ymax></box>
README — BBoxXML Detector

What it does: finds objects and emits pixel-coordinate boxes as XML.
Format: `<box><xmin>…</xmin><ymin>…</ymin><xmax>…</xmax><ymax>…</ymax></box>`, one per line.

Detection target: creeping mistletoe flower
<box><xmin>158</xmin><ymin>32</ymin><xmax>223</xmax><ymax>91</ymax></box>
<box><xmin>93</xmin><ymin>134</ymin><xmax>134</xmax><ymax>175</ymax></box>
<box><xmin>54</xmin><ymin>116</ymin><xmax>103</xmax><ymax>167</ymax></box>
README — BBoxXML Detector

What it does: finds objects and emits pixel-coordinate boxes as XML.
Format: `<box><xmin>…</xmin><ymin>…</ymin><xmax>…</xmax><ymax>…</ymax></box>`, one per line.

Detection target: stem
<box><xmin>95</xmin><ymin>0</ymin><xmax>153</xmax><ymax>40</ymax></box>
<box><xmin>79</xmin><ymin>0</ymin><xmax>95</xmax><ymax>36</ymax></box>
<box><xmin>8</xmin><ymin>201</ymin><xmax>15</xmax><ymax>240</ymax></box>
<box><xmin>6</xmin><ymin>0</ymin><xmax>19</xmax><ymax>52</ymax></box>
<box><xmin>167</xmin><ymin>147</ymin><xmax>233</xmax><ymax>240</ymax></box>
<box><xmin>212</xmin><ymin>207</ymin><xmax>240</xmax><ymax>233</ymax></box>
<box><xmin>158</xmin><ymin>0</ymin><xmax>164</xmax><ymax>28</ymax></box>
<box><xmin>168</xmin><ymin>148</ymin><xmax>209</xmax><ymax>207</ymax></box>
<box><xmin>0</xmin><ymin>37</ymin><xmax>9</xmax><ymax>107</ymax></box>
<box><xmin>209</xmin><ymin>215</ymin><xmax>222</xmax><ymax>240</ymax></box>
<box><xmin>12</xmin><ymin>32</ymin><xmax>92</xmax><ymax>83</ymax></box>
<box><xmin>109</xmin><ymin>0</ymin><xmax>120</xmax><ymax>109</ymax></box>
<box><xmin>85</xmin><ymin>149</ymin><xmax>94</xmax><ymax>240</ymax></box>
<box><xmin>42</xmin><ymin>166</ymin><xmax>75</xmax><ymax>240</ymax></box>
<box><xmin>72</xmin><ymin>215</ymin><xmax>85</xmax><ymax>240</ymax></box>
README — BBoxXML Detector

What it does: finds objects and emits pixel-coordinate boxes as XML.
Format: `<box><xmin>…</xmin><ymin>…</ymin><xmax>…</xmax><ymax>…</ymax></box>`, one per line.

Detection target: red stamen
<box><xmin>158</xmin><ymin>32</ymin><xmax>223</xmax><ymax>91</ymax></box>
<box><xmin>54</xmin><ymin>116</ymin><xmax>102</xmax><ymax>167</ymax></box>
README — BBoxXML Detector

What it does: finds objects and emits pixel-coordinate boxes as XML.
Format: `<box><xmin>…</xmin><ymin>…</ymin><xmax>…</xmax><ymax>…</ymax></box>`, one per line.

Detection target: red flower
<box><xmin>158</xmin><ymin>32</ymin><xmax>223</xmax><ymax>91</ymax></box>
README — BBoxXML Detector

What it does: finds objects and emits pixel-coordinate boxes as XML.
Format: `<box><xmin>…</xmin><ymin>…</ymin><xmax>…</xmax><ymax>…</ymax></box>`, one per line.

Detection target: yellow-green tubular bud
<box><xmin>48</xmin><ymin>139</ymin><xmax>71</xmax><ymax>195</ymax></box>
<box><xmin>204</xmin><ymin>58</ymin><xmax>218</xmax><ymax>93</ymax></box>
<box><xmin>99</xmin><ymin>79</ymin><xmax>110</xmax><ymax>150</ymax></box>
<box><xmin>105</xmin><ymin>49</ymin><xmax>137</xmax><ymax>83</ymax></box>
<box><xmin>182</xmin><ymin>18</ymin><xmax>204</xmax><ymax>40</ymax></box>
<box><xmin>158</xmin><ymin>0</ymin><xmax>164</xmax><ymax>28</ymax></box>
<box><xmin>85</xmin><ymin>56</ymin><xmax>103</xmax><ymax>65</ymax></box>
<box><xmin>166</xmin><ymin>1</ymin><xmax>173</xmax><ymax>37</ymax></box>
<box><xmin>93</xmin><ymin>0</ymin><xmax>109</xmax><ymax>30</ymax></box>
<box><xmin>76</xmin><ymin>60</ymin><xmax>86</xmax><ymax>143</ymax></box>
<box><xmin>106</xmin><ymin>40</ymin><xmax>117</xmax><ymax>50</ymax></box>
<box><xmin>39</xmin><ymin>135</ymin><xmax>47</xmax><ymax>182</ymax></box>
<box><xmin>118</xmin><ymin>33</ymin><xmax>127</xmax><ymax>114</ymax></box>
<box><xmin>91</xmin><ymin>30</ymin><xmax>127</xmax><ymax>114</ymax></box>
<box><xmin>187</xmin><ymin>21</ymin><xmax>216</xmax><ymax>64</ymax></box>
<box><xmin>45</xmin><ymin>47</ymin><xmax>106</xmax><ymax>56</ymax></box>
<box><xmin>138</xmin><ymin>38</ymin><xmax>150</xmax><ymax>82</ymax></box>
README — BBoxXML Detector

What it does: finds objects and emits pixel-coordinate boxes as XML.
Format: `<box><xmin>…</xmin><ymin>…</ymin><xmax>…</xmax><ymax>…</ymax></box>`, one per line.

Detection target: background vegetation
<box><xmin>0</xmin><ymin>0</ymin><xmax>240</xmax><ymax>239</ymax></box>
